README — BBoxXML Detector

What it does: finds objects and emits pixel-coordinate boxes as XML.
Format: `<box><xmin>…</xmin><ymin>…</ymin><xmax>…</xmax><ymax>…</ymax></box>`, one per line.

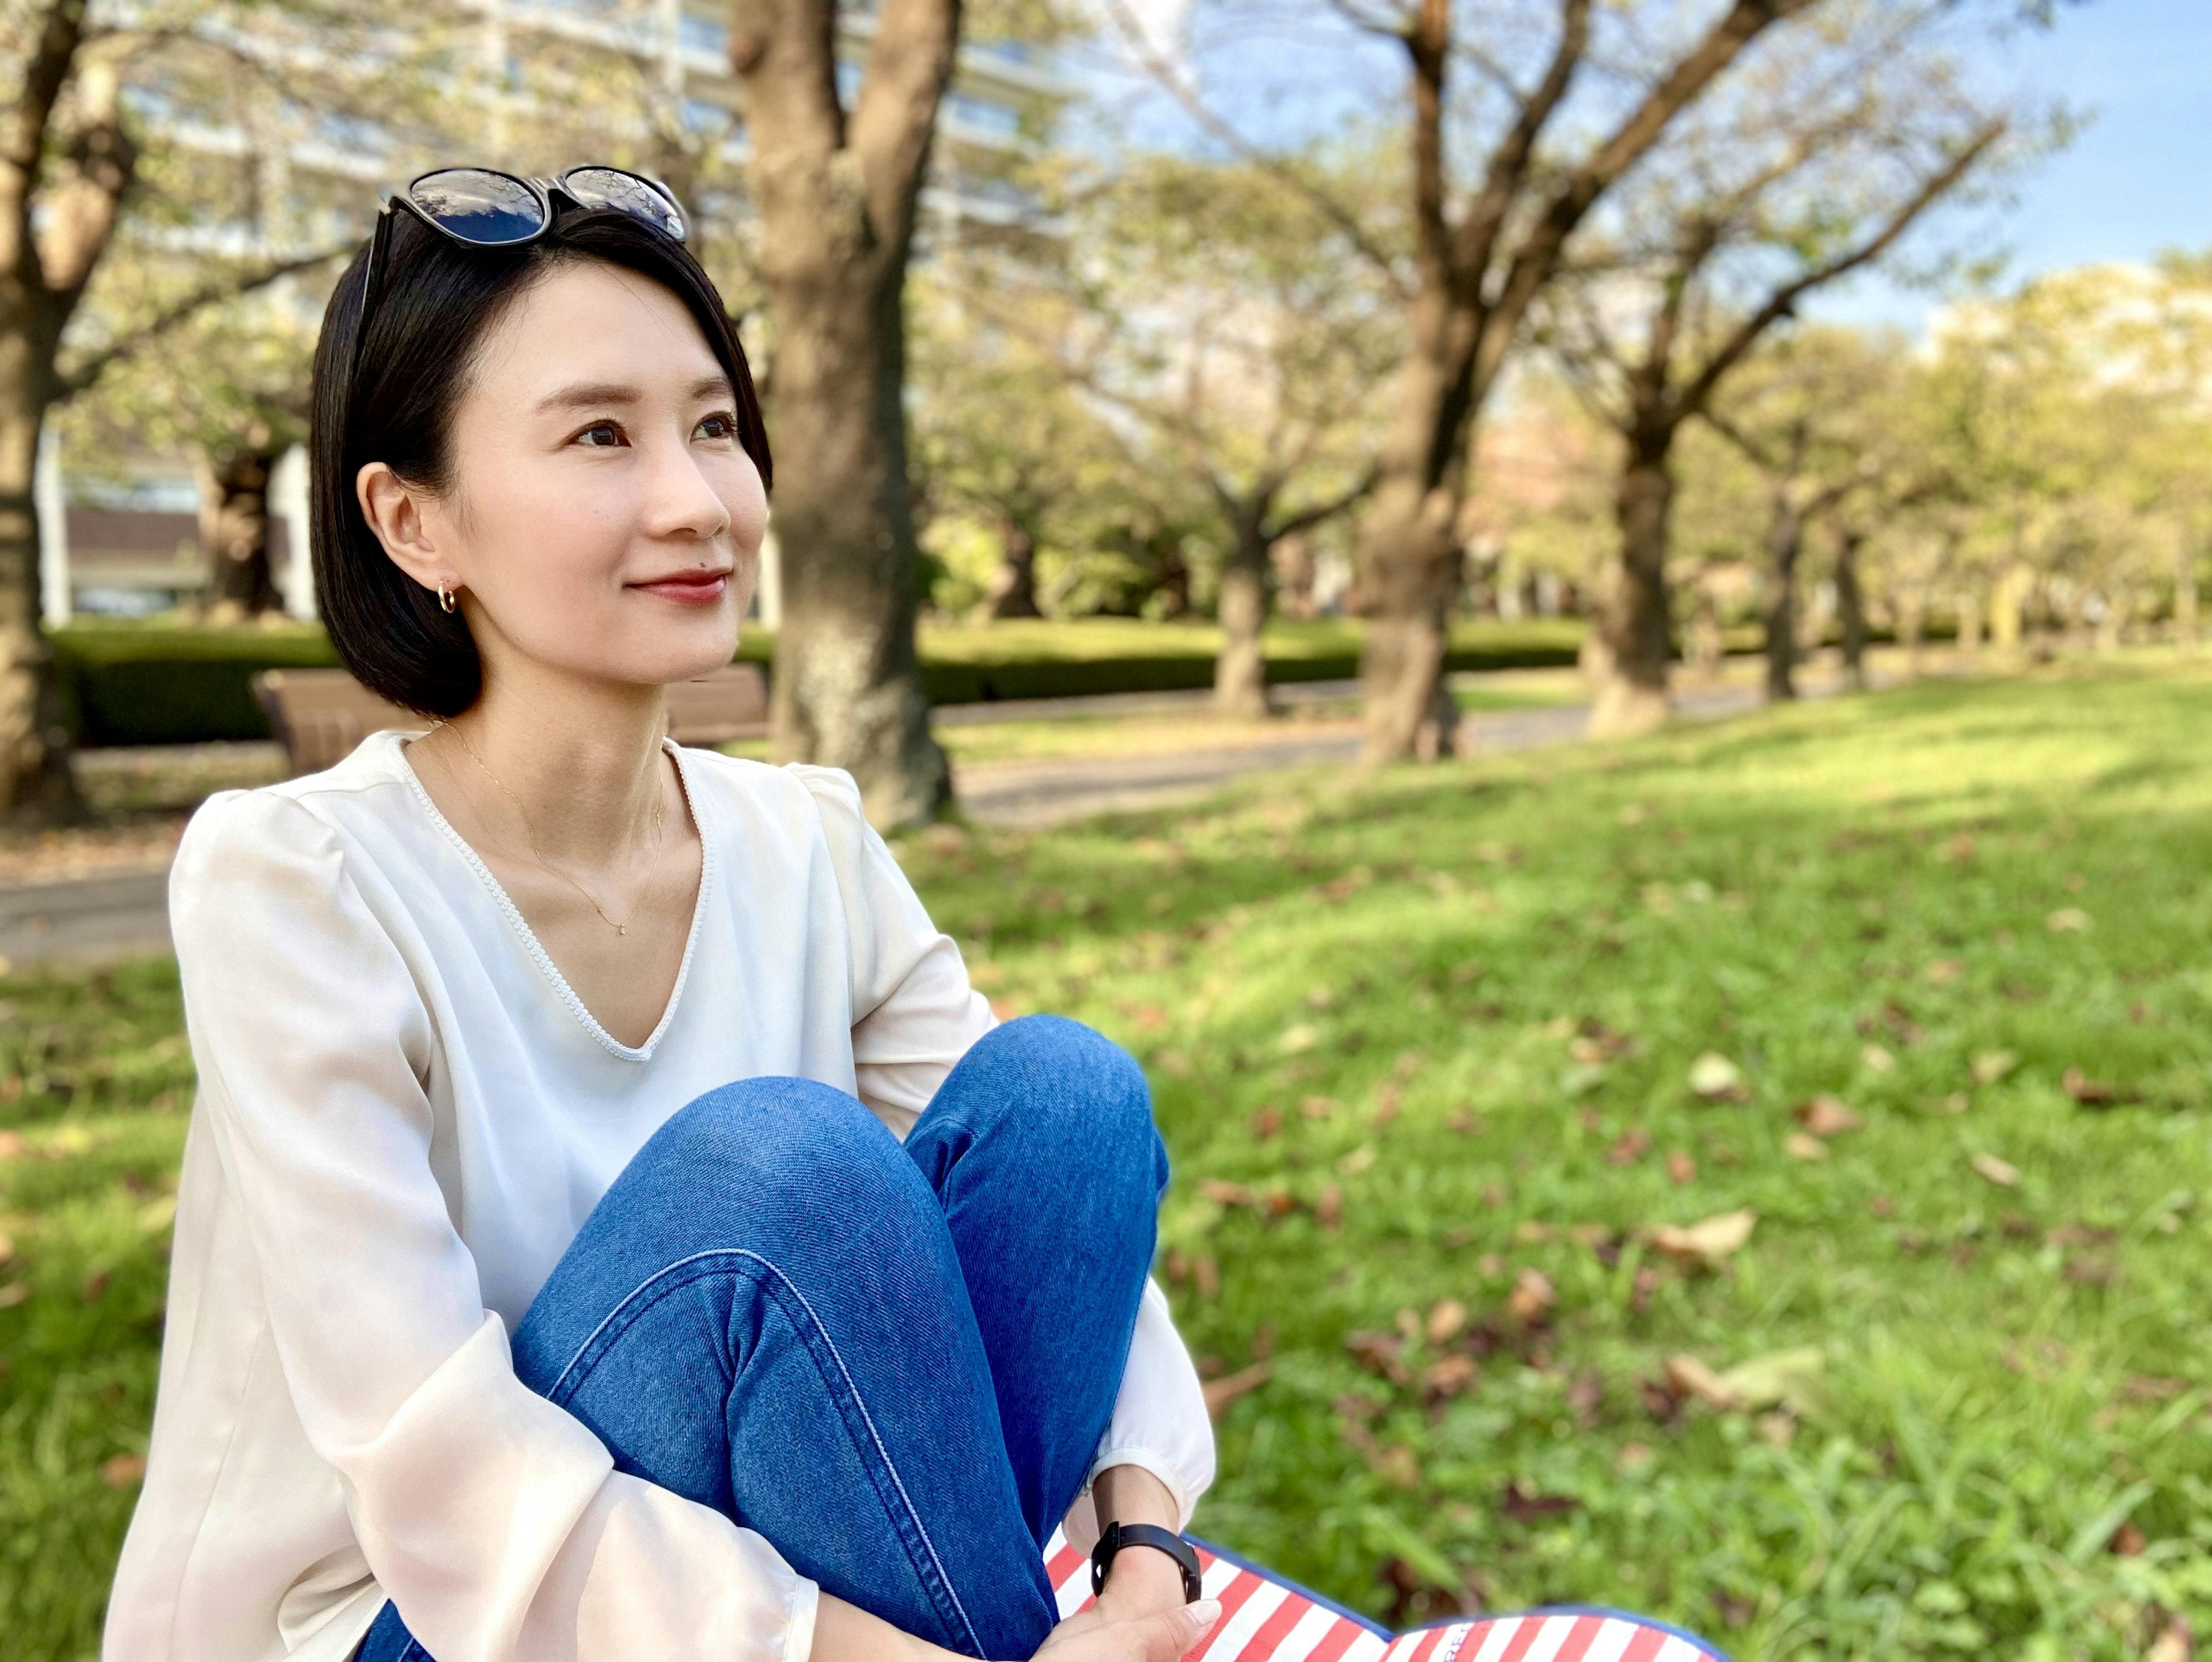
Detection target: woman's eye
<box><xmin>575</xmin><ymin>421</ymin><xmax>628</xmax><ymax>448</ymax></box>
<box><xmin>695</xmin><ymin>412</ymin><xmax>738</xmax><ymax>442</ymax></box>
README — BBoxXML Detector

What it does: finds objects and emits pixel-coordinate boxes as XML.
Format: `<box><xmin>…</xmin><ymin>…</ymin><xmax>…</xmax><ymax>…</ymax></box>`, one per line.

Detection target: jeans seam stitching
<box><xmin>545</xmin><ymin>1245</ymin><xmax>987</xmax><ymax>1659</ymax></box>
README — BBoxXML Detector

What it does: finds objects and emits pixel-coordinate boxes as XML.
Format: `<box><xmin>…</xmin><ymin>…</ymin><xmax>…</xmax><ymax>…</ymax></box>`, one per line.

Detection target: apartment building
<box><xmin>43</xmin><ymin>0</ymin><xmax>1067</xmax><ymax>622</ymax></box>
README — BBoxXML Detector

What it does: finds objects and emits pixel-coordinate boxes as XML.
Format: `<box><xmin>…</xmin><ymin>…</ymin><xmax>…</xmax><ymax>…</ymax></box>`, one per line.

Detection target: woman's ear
<box><xmin>357</xmin><ymin>461</ymin><xmax>454</xmax><ymax>600</ymax></box>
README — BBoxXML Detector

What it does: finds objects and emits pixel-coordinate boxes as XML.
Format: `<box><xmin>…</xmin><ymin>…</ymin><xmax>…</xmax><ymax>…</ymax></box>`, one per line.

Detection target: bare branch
<box><xmin>1448</xmin><ymin>0</ymin><xmax>1590</xmax><ymax>294</ymax></box>
<box><xmin>1672</xmin><ymin>122</ymin><xmax>2005</xmax><ymax>419</ymax></box>
<box><xmin>1097</xmin><ymin>0</ymin><xmax>1408</xmax><ymax>294</ymax></box>
<box><xmin>55</xmin><ymin>247</ymin><xmax>349</xmax><ymax>399</ymax></box>
<box><xmin>1475</xmin><ymin>0</ymin><xmax>1823</xmax><ymax>398</ymax></box>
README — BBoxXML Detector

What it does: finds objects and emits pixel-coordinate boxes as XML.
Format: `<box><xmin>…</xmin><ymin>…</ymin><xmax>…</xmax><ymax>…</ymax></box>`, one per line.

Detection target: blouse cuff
<box><xmin>782</xmin><ymin>1573</ymin><xmax>821</xmax><ymax>1662</ymax></box>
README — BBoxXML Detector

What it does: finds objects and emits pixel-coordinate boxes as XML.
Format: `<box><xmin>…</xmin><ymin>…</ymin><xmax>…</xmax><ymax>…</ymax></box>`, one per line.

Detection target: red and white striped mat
<box><xmin>1041</xmin><ymin>1531</ymin><xmax>1724</xmax><ymax>1662</ymax></box>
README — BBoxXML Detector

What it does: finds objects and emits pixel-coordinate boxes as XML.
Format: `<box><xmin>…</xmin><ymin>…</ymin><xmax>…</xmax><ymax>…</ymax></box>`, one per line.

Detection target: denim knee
<box><xmin>624</xmin><ymin>1076</ymin><xmax>935</xmax><ymax>1249</ymax></box>
<box><xmin>931</xmin><ymin>1016</ymin><xmax>1165</xmax><ymax>1195</ymax></box>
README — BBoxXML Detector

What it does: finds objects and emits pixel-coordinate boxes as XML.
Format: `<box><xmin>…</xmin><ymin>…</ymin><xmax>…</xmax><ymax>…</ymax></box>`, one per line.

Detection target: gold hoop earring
<box><xmin>437</xmin><ymin>584</ymin><xmax>457</xmax><ymax>614</ymax></box>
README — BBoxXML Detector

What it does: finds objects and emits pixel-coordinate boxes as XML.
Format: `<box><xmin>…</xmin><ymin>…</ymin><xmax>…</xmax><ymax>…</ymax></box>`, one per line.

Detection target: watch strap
<box><xmin>1090</xmin><ymin>1520</ymin><xmax>1203</xmax><ymax>1603</ymax></box>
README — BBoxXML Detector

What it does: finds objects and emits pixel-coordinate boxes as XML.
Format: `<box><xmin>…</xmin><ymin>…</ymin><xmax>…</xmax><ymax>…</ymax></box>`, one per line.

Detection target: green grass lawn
<box><xmin>9</xmin><ymin>659</ymin><xmax>2212</xmax><ymax>1657</ymax></box>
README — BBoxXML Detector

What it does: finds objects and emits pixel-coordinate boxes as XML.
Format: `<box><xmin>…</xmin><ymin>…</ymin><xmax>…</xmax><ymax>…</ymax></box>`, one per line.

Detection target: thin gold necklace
<box><xmin>434</xmin><ymin>719</ymin><xmax>669</xmax><ymax>937</ymax></box>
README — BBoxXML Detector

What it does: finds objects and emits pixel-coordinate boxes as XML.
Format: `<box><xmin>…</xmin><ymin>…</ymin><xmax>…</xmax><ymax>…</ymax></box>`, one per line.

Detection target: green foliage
<box><xmin>47</xmin><ymin>619</ymin><xmax>1583</xmax><ymax>746</ymax></box>
<box><xmin>21</xmin><ymin>661</ymin><xmax>2212</xmax><ymax>1659</ymax></box>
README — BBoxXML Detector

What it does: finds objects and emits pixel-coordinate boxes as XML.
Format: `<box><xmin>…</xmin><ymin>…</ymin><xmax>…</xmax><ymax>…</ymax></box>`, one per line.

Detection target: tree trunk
<box><xmin>1215</xmin><ymin>512</ymin><xmax>1272</xmax><ymax>719</ymax></box>
<box><xmin>0</xmin><ymin>388</ymin><xmax>83</xmax><ymax>822</ymax></box>
<box><xmin>1898</xmin><ymin>582</ymin><xmax>1927</xmax><ymax>677</ymax></box>
<box><xmin>1586</xmin><ymin>444</ymin><xmax>1675</xmax><ymax>737</ymax></box>
<box><xmin>1989</xmin><ymin>563</ymin><xmax>2028</xmax><ymax>653</ymax></box>
<box><xmin>1354</xmin><ymin>282</ymin><xmax>1469</xmax><ymax>764</ymax></box>
<box><xmin>1763</xmin><ymin>496</ymin><xmax>1805</xmax><ymax>701</ymax></box>
<box><xmin>1834</xmin><ymin>527</ymin><xmax>1867</xmax><ymax>692</ymax></box>
<box><xmin>980</xmin><ymin>515</ymin><xmax>1040</xmax><ymax>619</ymax></box>
<box><xmin>2176</xmin><ymin>541</ymin><xmax>2199</xmax><ymax>653</ymax></box>
<box><xmin>1956</xmin><ymin>588</ymin><xmax>1982</xmax><ymax>656</ymax></box>
<box><xmin>198</xmin><ymin>446</ymin><xmax>283</xmax><ymax>618</ymax></box>
<box><xmin>734</xmin><ymin>0</ymin><xmax>958</xmax><ymax>828</ymax></box>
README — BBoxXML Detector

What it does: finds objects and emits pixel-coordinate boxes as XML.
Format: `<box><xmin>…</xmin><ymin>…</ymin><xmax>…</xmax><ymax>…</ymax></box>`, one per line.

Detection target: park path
<box><xmin>0</xmin><ymin>676</ymin><xmax>1782</xmax><ymax>968</ymax></box>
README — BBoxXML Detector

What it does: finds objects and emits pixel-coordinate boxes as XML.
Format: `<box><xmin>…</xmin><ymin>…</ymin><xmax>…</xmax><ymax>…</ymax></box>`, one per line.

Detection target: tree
<box><xmin>967</xmin><ymin>153</ymin><xmax>1393</xmax><ymax>714</ymax></box>
<box><xmin>728</xmin><ymin>0</ymin><xmax>972</xmax><ymax>827</ymax></box>
<box><xmin>1690</xmin><ymin>327</ymin><xmax>1920</xmax><ymax>699</ymax></box>
<box><xmin>59</xmin><ymin>285</ymin><xmax>316</xmax><ymax>616</ymax></box>
<box><xmin>1</xmin><ymin>0</ymin><xmax>435</xmax><ymax>816</ymax></box>
<box><xmin>1541</xmin><ymin>0</ymin><xmax>2013</xmax><ymax>733</ymax></box>
<box><xmin>909</xmin><ymin>277</ymin><xmax>1124</xmax><ymax>622</ymax></box>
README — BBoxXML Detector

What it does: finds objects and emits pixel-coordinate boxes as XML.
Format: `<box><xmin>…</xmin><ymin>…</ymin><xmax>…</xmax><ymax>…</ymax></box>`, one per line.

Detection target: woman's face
<box><xmin>362</xmin><ymin>259</ymin><xmax>767</xmax><ymax>692</ymax></box>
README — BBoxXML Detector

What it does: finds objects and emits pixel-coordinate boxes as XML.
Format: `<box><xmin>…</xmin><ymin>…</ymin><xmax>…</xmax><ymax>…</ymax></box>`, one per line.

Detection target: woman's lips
<box><xmin>634</xmin><ymin>571</ymin><xmax>729</xmax><ymax>606</ymax></box>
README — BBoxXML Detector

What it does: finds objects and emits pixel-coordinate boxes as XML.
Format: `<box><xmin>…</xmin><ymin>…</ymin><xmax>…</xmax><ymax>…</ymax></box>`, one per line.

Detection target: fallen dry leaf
<box><xmin>1607</xmin><ymin>1127</ymin><xmax>1652</xmax><ymax>1167</ymax></box>
<box><xmin>1649</xmin><ymin>1209</ymin><xmax>1758</xmax><ymax>1268</ymax></box>
<box><xmin>1196</xmin><ymin>1179</ymin><xmax>1257</xmax><ymax>1208</ymax></box>
<box><xmin>1971</xmin><ymin>1152</ymin><xmax>2021</xmax><ymax>1188</ymax></box>
<box><xmin>2063</xmin><ymin>1067</ymin><xmax>2138</xmax><ymax>1108</ymax></box>
<box><xmin>1664</xmin><ymin>1354</ymin><xmax>1741</xmax><ymax>1410</ymax></box>
<box><xmin>1316</xmin><ymin>1183</ymin><xmax>1344</xmax><ymax>1231</ymax></box>
<box><xmin>1504</xmin><ymin>1269</ymin><xmax>1556</xmax><ymax>1324</ymax></box>
<box><xmin>0</xmin><ymin>1281</ymin><xmax>26</xmax><ymax>1309</ymax></box>
<box><xmin>1202</xmin><ymin>1360</ymin><xmax>1271</xmax><ymax>1418</ymax></box>
<box><xmin>1688</xmin><ymin>1052</ymin><xmax>1748</xmax><ymax>1103</ymax></box>
<box><xmin>1426</xmin><ymin>1297</ymin><xmax>1467</xmax><ymax>1344</ymax></box>
<box><xmin>2046</xmin><ymin>907</ymin><xmax>2092</xmax><ymax>934</ymax></box>
<box><xmin>1861</xmin><ymin>1044</ymin><xmax>1896</xmax><ymax>1074</ymax></box>
<box><xmin>1193</xmin><ymin>1255</ymin><xmax>1220</xmax><ymax>1299</ymax></box>
<box><xmin>1346</xmin><ymin>1331</ymin><xmax>1409</xmax><ymax>1385</ymax></box>
<box><xmin>2147</xmin><ymin>1614</ymin><xmax>2193</xmax><ymax>1662</ymax></box>
<box><xmin>1796</xmin><ymin>1095</ymin><xmax>1864</xmax><ymax>1137</ymax></box>
<box><xmin>2110</xmin><ymin>1521</ymin><xmax>2148</xmax><ymax>1557</ymax></box>
<box><xmin>1337</xmin><ymin>1146</ymin><xmax>1377</xmax><ymax>1176</ymax></box>
<box><xmin>1251</xmin><ymin>1108</ymin><xmax>1282</xmax><ymax>1140</ymax></box>
<box><xmin>0</xmin><ymin>1130</ymin><xmax>22</xmax><ymax>1160</ymax></box>
<box><xmin>1925</xmin><ymin>959</ymin><xmax>1964</xmax><ymax>985</ymax></box>
<box><xmin>1784</xmin><ymin>1133</ymin><xmax>1829</xmax><ymax>1162</ymax></box>
<box><xmin>1666</xmin><ymin>1150</ymin><xmax>1697</xmax><ymax>1186</ymax></box>
<box><xmin>101</xmin><ymin>1453</ymin><xmax>147</xmax><ymax>1489</ymax></box>
<box><xmin>1501</xmin><ymin>1482</ymin><xmax>1578</xmax><ymax>1523</ymax></box>
<box><xmin>1300</xmin><ymin>1095</ymin><xmax>1337</xmax><ymax>1120</ymax></box>
<box><xmin>1971</xmin><ymin>1050</ymin><xmax>2019</xmax><ymax>1086</ymax></box>
<box><xmin>1422</xmin><ymin>1354</ymin><xmax>1477</xmax><ymax>1399</ymax></box>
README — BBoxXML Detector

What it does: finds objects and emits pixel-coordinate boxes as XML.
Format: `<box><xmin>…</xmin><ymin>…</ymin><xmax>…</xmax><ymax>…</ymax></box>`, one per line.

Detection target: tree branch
<box><xmin>849</xmin><ymin>0</ymin><xmax>963</xmax><ymax>256</ymax></box>
<box><xmin>1097</xmin><ymin>0</ymin><xmax>1407</xmax><ymax>294</ymax></box>
<box><xmin>1266</xmin><ymin>467</ymin><xmax>1378</xmax><ymax>542</ymax></box>
<box><xmin>54</xmin><ymin>247</ymin><xmax>349</xmax><ymax>399</ymax></box>
<box><xmin>1473</xmin><ymin>0</ymin><xmax>1823</xmax><ymax>400</ymax></box>
<box><xmin>1672</xmin><ymin>122</ymin><xmax>2005</xmax><ymax>419</ymax></box>
<box><xmin>1448</xmin><ymin>0</ymin><xmax>1590</xmax><ymax>295</ymax></box>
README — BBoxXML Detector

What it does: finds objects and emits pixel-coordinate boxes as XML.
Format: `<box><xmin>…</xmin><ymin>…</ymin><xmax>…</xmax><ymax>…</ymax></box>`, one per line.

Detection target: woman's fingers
<box><xmin>1027</xmin><ymin>1595</ymin><xmax>1223</xmax><ymax>1662</ymax></box>
<box><xmin>1128</xmin><ymin>1597</ymin><xmax>1222</xmax><ymax>1661</ymax></box>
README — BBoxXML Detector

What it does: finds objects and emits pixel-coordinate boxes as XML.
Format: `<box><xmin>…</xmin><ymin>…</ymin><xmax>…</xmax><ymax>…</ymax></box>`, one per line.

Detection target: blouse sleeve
<box><xmin>792</xmin><ymin>767</ymin><xmax>1216</xmax><ymax>1531</ymax></box>
<box><xmin>170</xmin><ymin>791</ymin><xmax>817</xmax><ymax>1662</ymax></box>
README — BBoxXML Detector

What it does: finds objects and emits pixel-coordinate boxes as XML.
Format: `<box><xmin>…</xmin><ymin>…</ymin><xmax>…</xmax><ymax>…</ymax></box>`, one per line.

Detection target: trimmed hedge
<box><xmin>52</xmin><ymin>617</ymin><xmax>1587</xmax><ymax>747</ymax></box>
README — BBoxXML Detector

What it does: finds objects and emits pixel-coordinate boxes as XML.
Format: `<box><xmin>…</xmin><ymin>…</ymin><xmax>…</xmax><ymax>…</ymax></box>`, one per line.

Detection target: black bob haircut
<box><xmin>309</xmin><ymin>205</ymin><xmax>771</xmax><ymax>718</ymax></box>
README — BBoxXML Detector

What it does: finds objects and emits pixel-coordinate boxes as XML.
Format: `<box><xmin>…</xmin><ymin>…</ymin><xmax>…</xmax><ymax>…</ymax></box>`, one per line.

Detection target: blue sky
<box><xmin>1816</xmin><ymin>0</ymin><xmax>2212</xmax><ymax>328</ymax></box>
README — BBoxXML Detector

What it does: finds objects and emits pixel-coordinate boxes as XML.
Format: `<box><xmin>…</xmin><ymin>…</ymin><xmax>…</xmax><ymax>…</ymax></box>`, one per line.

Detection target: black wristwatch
<box><xmin>1090</xmin><ymin>1520</ymin><xmax>1203</xmax><ymax>1604</ymax></box>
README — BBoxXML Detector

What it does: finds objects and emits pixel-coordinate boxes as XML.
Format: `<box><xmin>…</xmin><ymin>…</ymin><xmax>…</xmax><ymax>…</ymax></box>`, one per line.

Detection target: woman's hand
<box><xmin>1028</xmin><ymin>1596</ymin><xmax>1222</xmax><ymax>1662</ymax></box>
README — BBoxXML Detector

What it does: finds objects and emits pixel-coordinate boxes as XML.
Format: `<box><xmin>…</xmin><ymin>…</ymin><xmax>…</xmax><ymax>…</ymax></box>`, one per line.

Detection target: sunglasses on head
<box><xmin>349</xmin><ymin>165</ymin><xmax>690</xmax><ymax>381</ymax></box>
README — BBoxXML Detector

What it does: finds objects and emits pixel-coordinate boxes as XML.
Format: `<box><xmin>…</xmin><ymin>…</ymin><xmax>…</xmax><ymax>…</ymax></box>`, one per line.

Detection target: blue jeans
<box><xmin>357</xmin><ymin>1016</ymin><xmax>1165</xmax><ymax>1662</ymax></box>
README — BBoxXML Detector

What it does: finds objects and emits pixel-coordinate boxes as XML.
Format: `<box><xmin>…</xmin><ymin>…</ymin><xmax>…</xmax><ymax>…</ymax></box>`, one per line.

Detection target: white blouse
<box><xmin>105</xmin><ymin>733</ymin><xmax>1213</xmax><ymax>1662</ymax></box>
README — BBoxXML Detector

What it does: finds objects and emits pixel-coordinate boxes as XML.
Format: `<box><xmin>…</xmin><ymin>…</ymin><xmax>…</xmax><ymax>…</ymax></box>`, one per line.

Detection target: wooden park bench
<box><xmin>252</xmin><ymin>664</ymin><xmax>770</xmax><ymax>778</ymax></box>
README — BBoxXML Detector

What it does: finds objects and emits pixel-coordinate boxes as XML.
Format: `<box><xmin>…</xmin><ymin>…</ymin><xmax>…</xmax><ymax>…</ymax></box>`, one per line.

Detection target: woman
<box><xmin>105</xmin><ymin>169</ymin><xmax>1221</xmax><ymax>1662</ymax></box>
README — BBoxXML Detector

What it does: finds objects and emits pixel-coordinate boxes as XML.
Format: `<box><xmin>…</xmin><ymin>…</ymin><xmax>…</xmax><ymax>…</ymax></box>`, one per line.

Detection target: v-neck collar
<box><xmin>389</xmin><ymin>730</ymin><xmax>714</xmax><ymax>1063</ymax></box>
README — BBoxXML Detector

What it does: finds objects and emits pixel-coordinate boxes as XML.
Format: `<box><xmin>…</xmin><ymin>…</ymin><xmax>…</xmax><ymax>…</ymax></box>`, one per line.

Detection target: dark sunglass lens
<box><xmin>410</xmin><ymin>169</ymin><xmax>546</xmax><ymax>244</ymax></box>
<box><xmin>563</xmin><ymin>168</ymin><xmax>687</xmax><ymax>242</ymax></box>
